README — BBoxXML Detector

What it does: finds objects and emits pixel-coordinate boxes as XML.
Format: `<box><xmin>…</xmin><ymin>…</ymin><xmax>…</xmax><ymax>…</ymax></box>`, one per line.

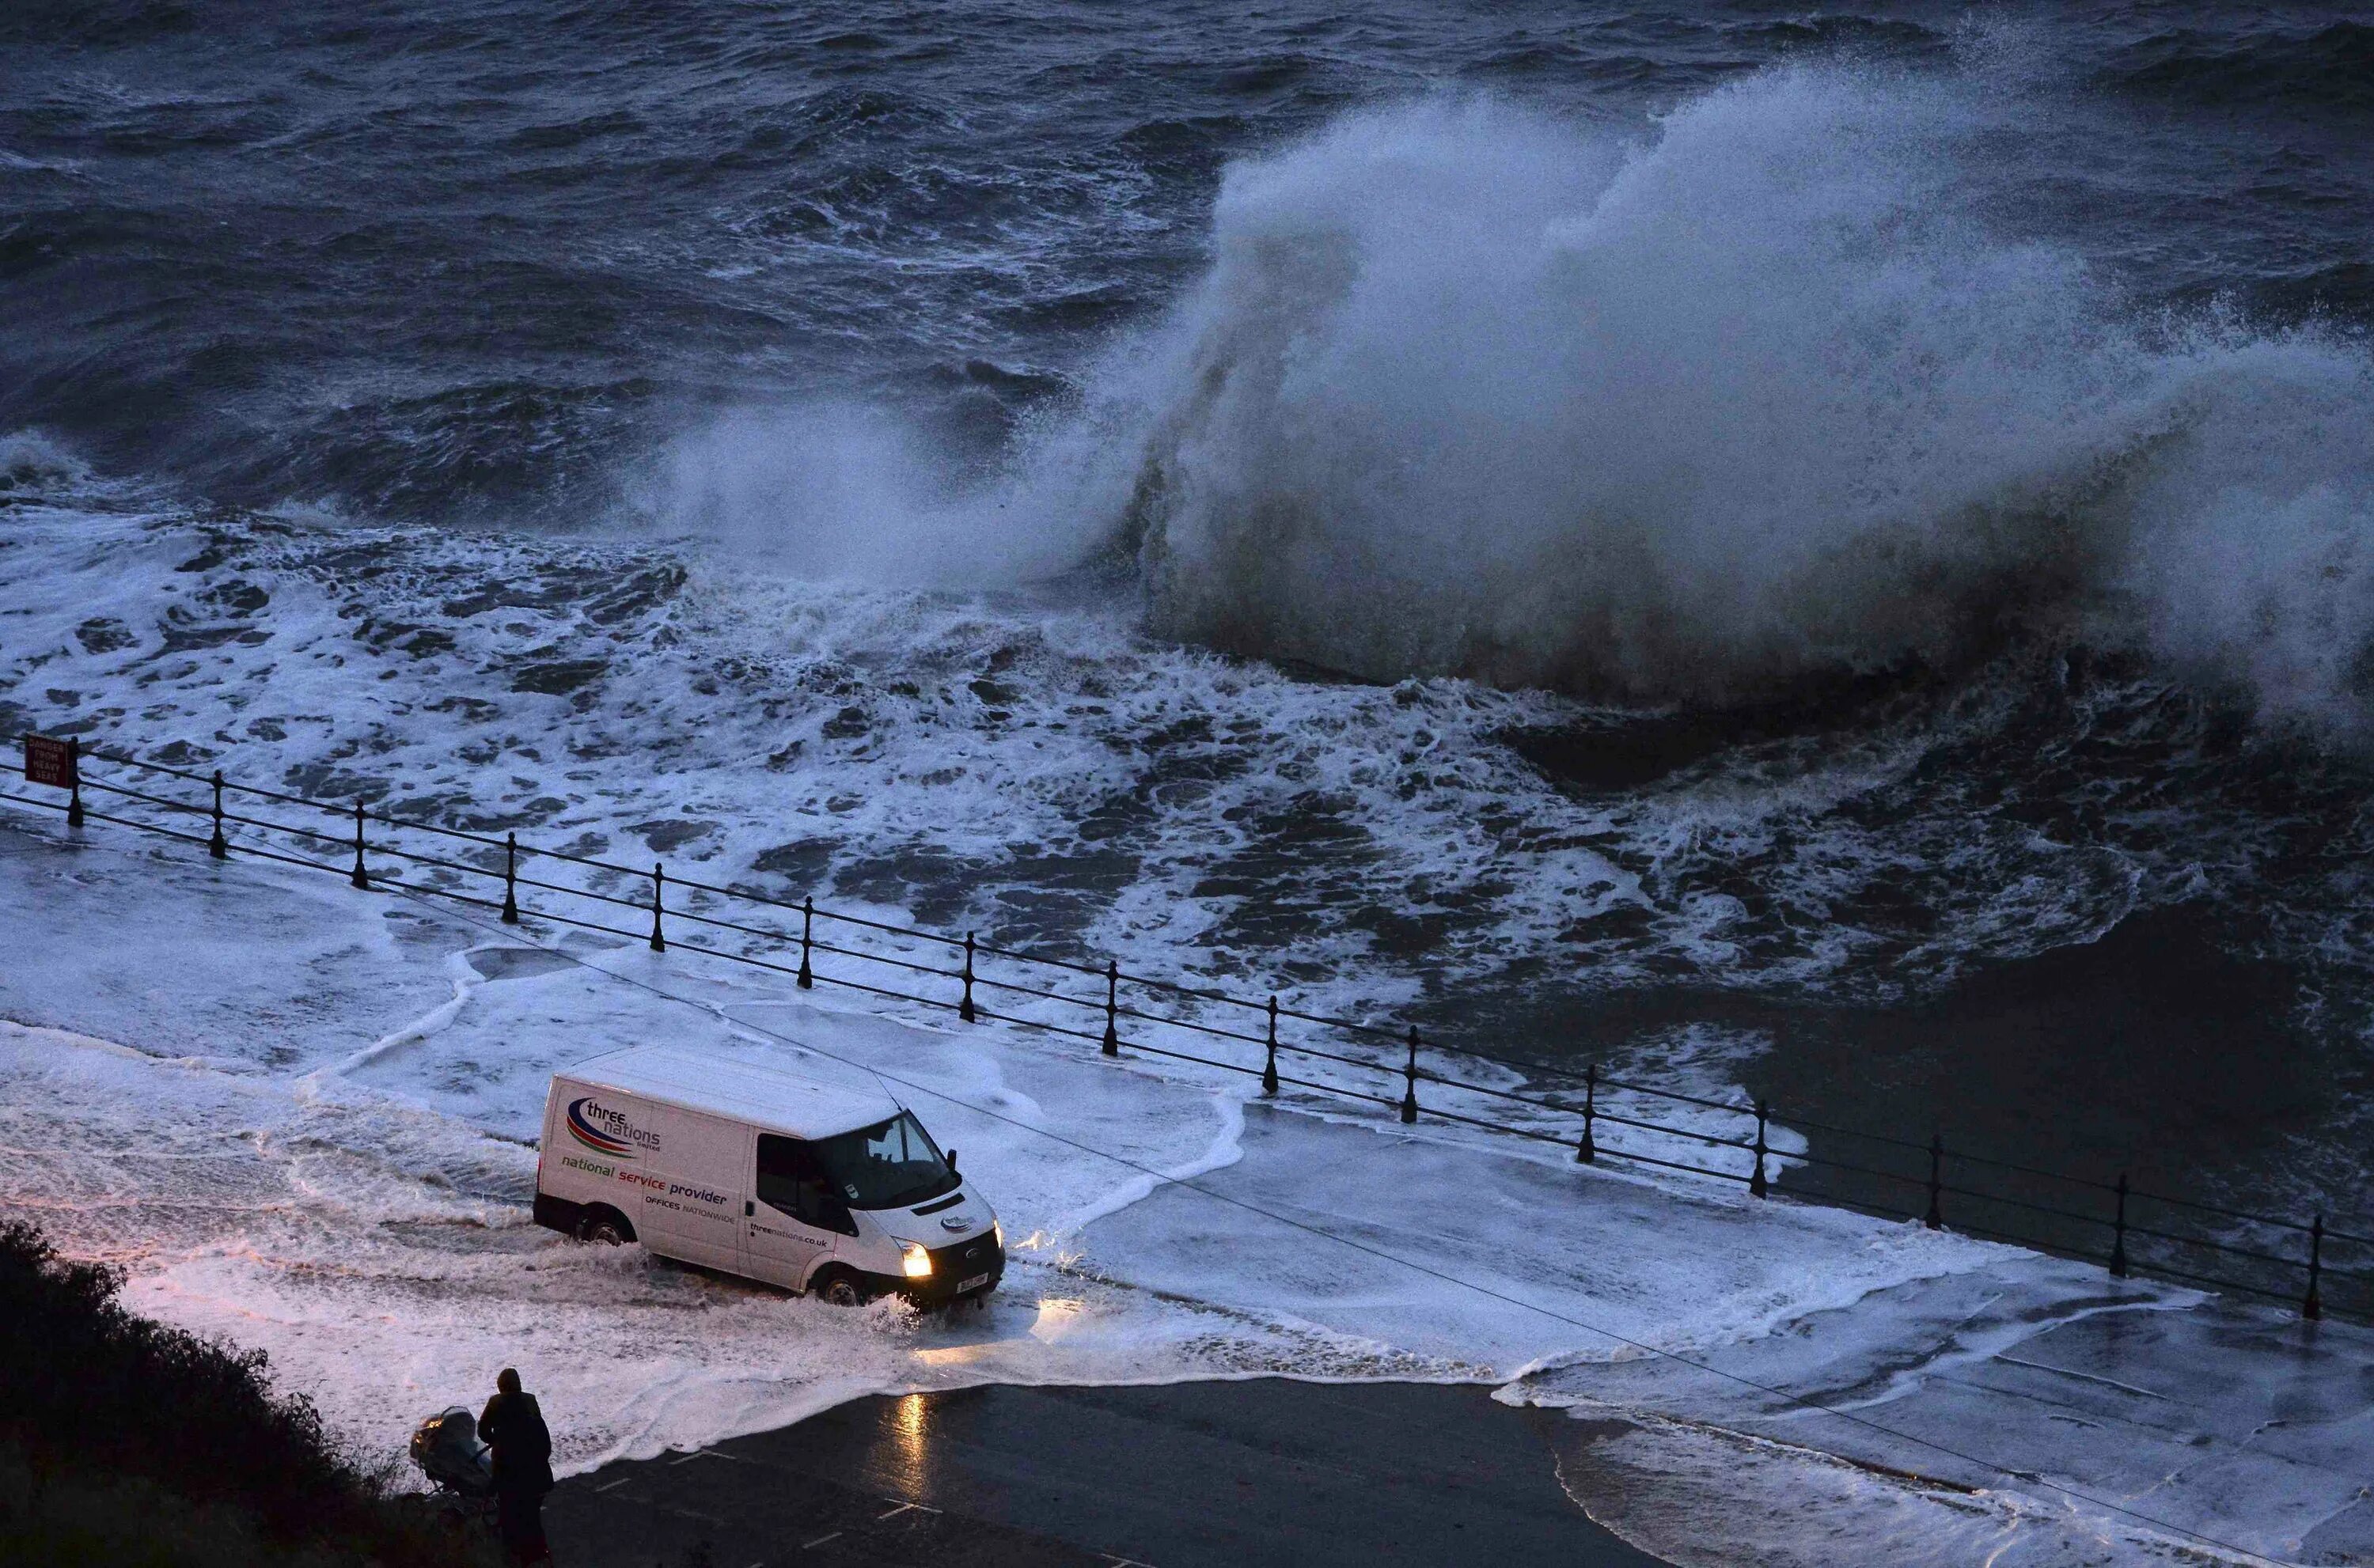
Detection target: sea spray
<box><xmin>1093</xmin><ymin>75</ymin><xmax>2374</xmax><ymax>719</ymax></box>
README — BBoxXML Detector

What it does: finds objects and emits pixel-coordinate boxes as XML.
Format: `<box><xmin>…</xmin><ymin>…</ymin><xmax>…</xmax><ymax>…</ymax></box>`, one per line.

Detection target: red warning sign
<box><xmin>22</xmin><ymin>734</ymin><xmax>77</xmax><ymax>790</ymax></box>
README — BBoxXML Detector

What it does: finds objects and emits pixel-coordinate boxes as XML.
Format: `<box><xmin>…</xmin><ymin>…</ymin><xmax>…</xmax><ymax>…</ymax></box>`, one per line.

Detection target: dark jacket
<box><xmin>478</xmin><ymin>1390</ymin><xmax>556</xmax><ymax>1497</ymax></box>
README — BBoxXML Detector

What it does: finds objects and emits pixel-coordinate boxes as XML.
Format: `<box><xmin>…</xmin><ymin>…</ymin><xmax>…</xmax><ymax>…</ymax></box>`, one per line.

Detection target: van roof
<box><xmin>559</xmin><ymin>1046</ymin><xmax>904</xmax><ymax>1139</ymax></box>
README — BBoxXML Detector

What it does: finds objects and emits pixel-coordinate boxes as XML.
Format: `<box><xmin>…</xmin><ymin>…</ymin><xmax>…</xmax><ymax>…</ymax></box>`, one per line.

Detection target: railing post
<box><xmin>1102</xmin><ymin>960</ymin><xmax>1119</xmax><ymax>1056</ymax></box>
<box><xmin>2304</xmin><ymin>1214</ymin><xmax>2325</xmax><ymax>1322</ymax></box>
<box><xmin>1925</xmin><ymin>1134</ymin><xmax>1944</xmax><ymax>1230</ymax></box>
<box><xmin>1576</xmin><ymin>1062</ymin><xmax>1598</xmax><ymax>1164</ymax></box>
<box><xmin>797</xmin><ymin>897</ymin><xmax>814</xmax><ymax>989</ymax></box>
<box><xmin>500</xmin><ymin>833</ymin><xmax>520</xmax><ymax>923</ymax></box>
<box><xmin>1400</xmin><ymin>1027</ymin><xmax>1420</xmax><ymax>1125</ymax></box>
<box><xmin>1750</xmin><ymin>1100</ymin><xmax>1769</xmax><ymax>1198</ymax></box>
<box><xmin>349</xmin><ymin>801</ymin><xmax>368</xmax><ymax>888</ymax></box>
<box><xmin>648</xmin><ymin>864</ymin><xmax>666</xmax><ymax>953</ymax></box>
<box><xmin>960</xmin><ymin>933</ymin><xmax>977</xmax><ymax>1022</ymax></box>
<box><xmin>2110</xmin><ymin>1172</ymin><xmax>2129</xmax><ymax>1278</ymax></box>
<box><xmin>66</xmin><ymin>737</ymin><xmax>83</xmax><ymax>828</ymax></box>
<box><xmin>1262</xmin><ymin>996</ymin><xmax>1280</xmax><ymax>1095</ymax></box>
<box><xmin>207</xmin><ymin>770</ymin><xmax>228</xmax><ymax>859</ymax></box>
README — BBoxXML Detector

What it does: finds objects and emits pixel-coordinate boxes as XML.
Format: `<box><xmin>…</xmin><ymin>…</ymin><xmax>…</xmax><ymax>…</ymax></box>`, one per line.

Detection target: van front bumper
<box><xmin>899</xmin><ymin>1229</ymin><xmax>1004</xmax><ymax>1306</ymax></box>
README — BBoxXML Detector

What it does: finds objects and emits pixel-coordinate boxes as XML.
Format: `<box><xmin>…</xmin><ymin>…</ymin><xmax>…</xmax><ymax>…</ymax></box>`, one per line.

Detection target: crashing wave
<box><xmin>1086</xmin><ymin>74</ymin><xmax>2374</xmax><ymax>722</ymax></box>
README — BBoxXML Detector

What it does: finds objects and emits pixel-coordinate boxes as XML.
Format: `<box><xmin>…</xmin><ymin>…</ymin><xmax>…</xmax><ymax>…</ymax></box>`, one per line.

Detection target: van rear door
<box><xmin>743</xmin><ymin>1132</ymin><xmax>853</xmax><ymax>1290</ymax></box>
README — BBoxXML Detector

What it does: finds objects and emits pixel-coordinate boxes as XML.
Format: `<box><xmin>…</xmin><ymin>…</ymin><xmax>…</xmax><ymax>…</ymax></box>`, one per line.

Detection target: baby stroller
<box><xmin>411</xmin><ymin>1406</ymin><xmax>497</xmax><ymax>1521</ymax></box>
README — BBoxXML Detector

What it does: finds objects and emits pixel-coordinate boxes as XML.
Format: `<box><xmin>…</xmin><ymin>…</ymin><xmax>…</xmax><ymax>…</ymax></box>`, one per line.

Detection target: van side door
<box><xmin>744</xmin><ymin>1133</ymin><xmax>855</xmax><ymax>1290</ymax></box>
<box><xmin>611</xmin><ymin>1097</ymin><xmax>741</xmax><ymax>1270</ymax></box>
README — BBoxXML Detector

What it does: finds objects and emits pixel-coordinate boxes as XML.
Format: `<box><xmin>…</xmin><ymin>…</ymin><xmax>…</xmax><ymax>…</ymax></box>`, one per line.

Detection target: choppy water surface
<box><xmin>4</xmin><ymin>2</ymin><xmax>2372</xmax><ymax>1220</ymax></box>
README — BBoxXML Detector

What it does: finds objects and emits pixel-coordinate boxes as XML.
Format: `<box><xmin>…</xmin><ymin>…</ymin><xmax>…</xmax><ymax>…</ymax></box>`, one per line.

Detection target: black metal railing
<box><xmin>4</xmin><ymin>733</ymin><xmax>2365</xmax><ymax>1323</ymax></box>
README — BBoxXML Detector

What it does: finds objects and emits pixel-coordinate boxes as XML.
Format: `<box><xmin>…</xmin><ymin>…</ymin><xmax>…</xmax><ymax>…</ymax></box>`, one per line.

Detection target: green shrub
<box><xmin>0</xmin><ymin>1220</ymin><xmax>501</xmax><ymax>1566</ymax></box>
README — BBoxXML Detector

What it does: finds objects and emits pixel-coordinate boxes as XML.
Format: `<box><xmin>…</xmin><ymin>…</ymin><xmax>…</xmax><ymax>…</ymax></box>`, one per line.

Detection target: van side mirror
<box><xmin>946</xmin><ymin>1148</ymin><xmax>958</xmax><ymax>1174</ymax></box>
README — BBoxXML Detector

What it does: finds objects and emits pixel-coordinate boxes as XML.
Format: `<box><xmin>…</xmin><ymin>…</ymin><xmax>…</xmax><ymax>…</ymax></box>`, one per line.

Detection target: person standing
<box><xmin>479</xmin><ymin>1367</ymin><xmax>556</xmax><ymax>1565</ymax></box>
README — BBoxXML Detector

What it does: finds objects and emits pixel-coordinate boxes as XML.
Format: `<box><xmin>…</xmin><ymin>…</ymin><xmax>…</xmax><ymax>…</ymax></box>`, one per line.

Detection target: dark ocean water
<box><xmin>5</xmin><ymin>2</ymin><xmax>2368</xmax><ymax>519</ymax></box>
<box><xmin>5</xmin><ymin>2</ymin><xmax>2374</xmax><ymax>1224</ymax></box>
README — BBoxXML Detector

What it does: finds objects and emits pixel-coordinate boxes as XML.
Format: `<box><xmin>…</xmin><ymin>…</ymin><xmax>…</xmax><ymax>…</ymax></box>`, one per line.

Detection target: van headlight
<box><xmin>992</xmin><ymin>1219</ymin><xmax>1003</xmax><ymax>1248</ymax></box>
<box><xmin>901</xmin><ymin>1241</ymin><xmax>933</xmax><ymax>1279</ymax></box>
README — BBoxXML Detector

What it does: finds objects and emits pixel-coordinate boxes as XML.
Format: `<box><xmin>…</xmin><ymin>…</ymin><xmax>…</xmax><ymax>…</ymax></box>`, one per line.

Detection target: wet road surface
<box><xmin>548</xmin><ymin>1378</ymin><xmax>1668</xmax><ymax>1566</ymax></box>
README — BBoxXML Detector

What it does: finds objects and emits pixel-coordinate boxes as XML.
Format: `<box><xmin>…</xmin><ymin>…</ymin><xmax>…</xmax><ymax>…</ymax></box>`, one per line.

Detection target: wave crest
<box><xmin>1106</xmin><ymin>76</ymin><xmax>2374</xmax><ymax>718</ymax></box>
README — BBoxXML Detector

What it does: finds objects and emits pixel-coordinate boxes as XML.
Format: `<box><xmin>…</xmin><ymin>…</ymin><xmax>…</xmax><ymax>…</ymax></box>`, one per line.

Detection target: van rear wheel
<box><xmin>578</xmin><ymin>1210</ymin><xmax>631</xmax><ymax>1247</ymax></box>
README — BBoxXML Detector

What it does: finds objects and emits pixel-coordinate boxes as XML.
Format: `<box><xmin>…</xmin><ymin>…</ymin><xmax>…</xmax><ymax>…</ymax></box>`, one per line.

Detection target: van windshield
<box><xmin>812</xmin><ymin>1112</ymin><xmax>958</xmax><ymax>1211</ymax></box>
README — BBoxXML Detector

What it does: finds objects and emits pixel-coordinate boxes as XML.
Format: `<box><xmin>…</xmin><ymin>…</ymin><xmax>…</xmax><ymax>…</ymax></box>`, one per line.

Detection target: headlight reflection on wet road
<box><xmin>882</xmin><ymin>1390</ymin><xmax>931</xmax><ymax>1497</ymax></box>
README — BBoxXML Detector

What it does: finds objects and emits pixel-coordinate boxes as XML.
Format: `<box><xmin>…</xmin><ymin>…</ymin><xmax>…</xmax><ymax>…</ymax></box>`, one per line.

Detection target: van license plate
<box><xmin>958</xmin><ymin>1272</ymin><xmax>990</xmax><ymax>1293</ymax></box>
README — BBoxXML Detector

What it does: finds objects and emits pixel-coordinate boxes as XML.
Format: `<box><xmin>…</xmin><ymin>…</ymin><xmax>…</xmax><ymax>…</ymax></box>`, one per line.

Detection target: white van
<box><xmin>531</xmin><ymin>1045</ymin><xmax>1003</xmax><ymax>1307</ymax></box>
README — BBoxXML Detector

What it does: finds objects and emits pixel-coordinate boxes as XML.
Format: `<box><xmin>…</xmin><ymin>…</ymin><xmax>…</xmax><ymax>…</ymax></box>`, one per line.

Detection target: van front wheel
<box><xmin>813</xmin><ymin>1269</ymin><xmax>865</xmax><ymax>1307</ymax></box>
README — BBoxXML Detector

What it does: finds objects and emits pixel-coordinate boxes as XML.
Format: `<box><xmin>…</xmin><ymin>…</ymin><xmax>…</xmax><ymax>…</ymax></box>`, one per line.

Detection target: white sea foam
<box><xmin>645</xmin><ymin>400</ymin><xmax>1116</xmax><ymax>587</ymax></box>
<box><xmin>0</xmin><ymin>429</ymin><xmax>97</xmax><ymax>493</ymax></box>
<box><xmin>0</xmin><ymin>479</ymin><xmax>2311</xmax><ymax>1032</ymax></box>
<box><xmin>3</xmin><ymin>815</ymin><xmax>2358</xmax><ymax>1567</ymax></box>
<box><xmin>0</xmin><ymin>828</ymin><xmax>1987</xmax><ymax>1456</ymax></box>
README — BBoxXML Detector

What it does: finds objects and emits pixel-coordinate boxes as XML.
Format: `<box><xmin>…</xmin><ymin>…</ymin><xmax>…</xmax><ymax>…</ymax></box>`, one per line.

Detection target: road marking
<box><xmin>798</xmin><ymin>1531</ymin><xmax>842</xmax><ymax>1549</ymax></box>
<box><xmin>593</xmin><ymin>1477</ymin><xmax>632</xmax><ymax>1493</ymax></box>
<box><xmin>874</xmin><ymin>1498</ymin><xmax>942</xmax><ymax>1520</ymax></box>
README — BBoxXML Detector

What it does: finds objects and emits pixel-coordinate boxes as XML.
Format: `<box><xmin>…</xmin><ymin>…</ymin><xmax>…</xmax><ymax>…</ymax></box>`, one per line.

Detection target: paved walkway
<box><xmin>548</xmin><ymin>1379</ymin><xmax>1668</xmax><ymax>1567</ymax></box>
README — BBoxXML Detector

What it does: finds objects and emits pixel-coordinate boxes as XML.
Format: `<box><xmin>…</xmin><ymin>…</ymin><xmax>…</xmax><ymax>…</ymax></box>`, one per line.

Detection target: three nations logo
<box><xmin>565</xmin><ymin>1097</ymin><xmax>639</xmax><ymax>1159</ymax></box>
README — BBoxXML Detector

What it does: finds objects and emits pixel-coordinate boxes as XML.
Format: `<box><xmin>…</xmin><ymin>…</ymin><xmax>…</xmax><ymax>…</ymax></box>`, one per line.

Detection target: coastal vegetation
<box><xmin>0</xmin><ymin>1219</ymin><xmax>499</xmax><ymax>1567</ymax></box>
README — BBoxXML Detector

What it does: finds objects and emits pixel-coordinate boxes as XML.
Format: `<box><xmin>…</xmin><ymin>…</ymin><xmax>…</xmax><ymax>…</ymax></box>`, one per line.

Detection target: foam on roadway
<box><xmin>3</xmin><ymin>810</ymin><xmax>2370</xmax><ymax>1566</ymax></box>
